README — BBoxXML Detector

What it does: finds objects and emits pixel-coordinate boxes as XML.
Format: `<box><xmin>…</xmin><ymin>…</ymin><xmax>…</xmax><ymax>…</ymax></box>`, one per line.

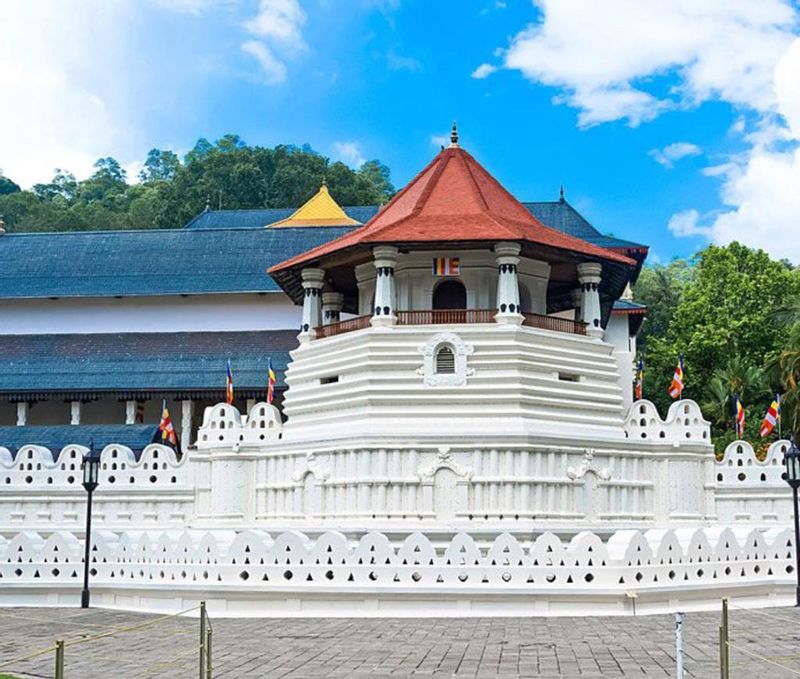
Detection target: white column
<box><xmin>494</xmin><ymin>242</ymin><xmax>523</xmax><ymax>325</ymax></box>
<box><xmin>125</xmin><ymin>400</ymin><xmax>136</xmax><ymax>424</ymax></box>
<box><xmin>70</xmin><ymin>400</ymin><xmax>82</xmax><ymax>425</ymax></box>
<box><xmin>371</xmin><ymin>246</ymin><xmax>398</xmax><ymax>327</ymax></box>
<box><xmin>181</xmin><ymin>399</ymin><xmax>194</xmax><ymax>454</ymax></box>
<box><xmin>577</xmin><ymin>262</ymin><xmax>603</xmax><ymax>339</ymax></box>
<box><xmin>16</xmin><ymin>402</ymin><xmax>28</xmax><ymax>426</ymax></box>
<box><xmin>322</xmin><ymin>292</ymin><xmax>344</xmax><ymax>326</ymax></box>
<box><xmin>298</xmin><ymin>267</ymin><xmax>325</xmax><ymax>343</ymax></box>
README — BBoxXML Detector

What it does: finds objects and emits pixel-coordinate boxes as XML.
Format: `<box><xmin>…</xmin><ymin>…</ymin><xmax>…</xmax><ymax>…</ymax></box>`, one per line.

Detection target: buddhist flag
<box><xmin>152</xmin><ymin>400</ymin><xmax>180</xmax><ymax>453</ymax></box>
<box><xmin>760</xmin><ymin>396</ymin><xmax>781</xmax><ymax>438</ymax></box>
<box><xmin>668</xmin><ymin>355</ymin><xmax>684</xmax><ymax>399</ymax></box>
<box><xmin>267</xmin><ymin>357</ymin><xmax>276</xmax><ymax>405</ymax></box>
<box><xmin>634</xmin><ymin>356</ymin><xmax>644</xmax><ymax>400</ymax></box>
<box><xmin>226</xmin><ymin>359</ymin><xmax>234</xmax><ymax>405</ymax></box>
<box><xmin>432</xmin><ymin>257</ymin><xmax>460</xmax><ymax>276</ymax></box>
<box><xmin>734</xmin><ymin>392</ymin><xmax>745</xmax><ymax>438</ymax></box>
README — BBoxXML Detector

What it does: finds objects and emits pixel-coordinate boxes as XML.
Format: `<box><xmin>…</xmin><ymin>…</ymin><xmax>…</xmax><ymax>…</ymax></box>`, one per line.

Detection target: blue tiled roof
<box><xmin>0</xmin><ymin>226</ymin><xmax>354</xmax><ymax>299</ymax></box>
<box><xmin>523</xmin><ymin>201</ymin><xmax>646</xmax><ymax>253</ymax></box>
<box><xmin>184</xmin><ymin>206</ymin><xmax>380</xmax><ymax>229</ymax></box>
<box><xmin>0</xmin><ymin>425</ymin><xmax>157</xmax><ymax>457</ymax></box>
<box><xmin>0</xmin><ymin>331</ymin><xmax>296</xmax><ymax>397</ymax></box>
<box><xmin>612</xmin><ymin>299</ymin><xmax>647</xmax><ymax>312</ymax></box>
<box><xmin>185</xmin><ymin>202</ymin><xmax>646</xmax><ymax>252</ymax></box>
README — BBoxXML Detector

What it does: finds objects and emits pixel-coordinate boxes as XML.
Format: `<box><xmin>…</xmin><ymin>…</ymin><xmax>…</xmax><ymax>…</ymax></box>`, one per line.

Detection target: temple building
<box><xmin>0</xmin><ymin>127</ymin><xmax>646</xmax><ymax>456</ymax></box>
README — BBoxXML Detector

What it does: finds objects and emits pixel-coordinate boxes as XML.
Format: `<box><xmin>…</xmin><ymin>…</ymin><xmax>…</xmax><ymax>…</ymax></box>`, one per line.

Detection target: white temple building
<box><xmin>0</xmin><ymin>128</ymin><xmax>794</xmax><ymax>617</ymax></box>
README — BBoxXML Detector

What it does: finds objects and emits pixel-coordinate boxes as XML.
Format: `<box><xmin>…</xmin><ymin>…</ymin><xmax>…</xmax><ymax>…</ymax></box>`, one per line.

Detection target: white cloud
<box><xmin>333</xmin><ymin>141</ymin><xmax>366</xmax><ymax>168</ymax></box>
<box><xmin>649</xmin><ymin>142</ymin><xmax>702</xmax><ymax>168</ymax></box>
<box><xmin>0</xmin><ymin>1</ymin><xmax>134</xmax><ymax>188</ymax></box>
<box><xmin>150</xmin><ymin>0</ymin><xmax>218</xmax><ymax>14</ymax></box>
<box><xmin>485</xmin><ymin>0</ymin><xmax>796</xmax><ymax>127</ymax></box>
<box><xmin>241</xmin><ymin>40</ymin><xmax>287</xmax><ymax>84</ymax></box>
<box><xmin>471</xmin><ymin>63</ymin><xmax>497</xmax><ymax>79</ymax></box>
<box><xmin>242</xmin><ymin>0</ymin><xmax>306</xmax><ymax>84</ymax></box>
<box><xmin>479</xmin><ymin>1</ymin><xmax>800</xmax><ymax>261</ymax></box>
<box><xmin>387</xmin><ymin>48</ymin><xmax>421</xmax><ymax>72</ymax></box>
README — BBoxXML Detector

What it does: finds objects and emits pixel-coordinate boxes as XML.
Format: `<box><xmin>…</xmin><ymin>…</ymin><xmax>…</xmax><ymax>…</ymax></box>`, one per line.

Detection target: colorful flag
<box><xmin>226</xmin><ymin>359</ymin><xmax>234</xmax><ymax>405</ymax></box>
<box><xmin>432</xmin><ymin>257</ymin><xmax>460</xmax><ymax>276</ymax></box>
<box><xmin>267</xmin><ymin>357</ymin><xmax>276</xmax><ymax>405</ymax></box>
<box><xmin>634</xmin><ymin>356</ymin><xmax>644</xmax><ymax>400</ymax></box>
<box><xmin>734</xmin><ymin>392</ymin><xmax>745</xmax><ymax>438</ymax></box>
<box><xmin>668</xmin><ymin>355</ymin><xmax>684</xmax><ymax>399</ymax></box>
<box><xmin>152</xmin><ymin>400</ymin><xmax>180</xmax><ymax>453</ymax></box>
<box><xmin>760</xmin><ymin>396</ymin><xmax>781</xmax><ymax>438</ymax></box>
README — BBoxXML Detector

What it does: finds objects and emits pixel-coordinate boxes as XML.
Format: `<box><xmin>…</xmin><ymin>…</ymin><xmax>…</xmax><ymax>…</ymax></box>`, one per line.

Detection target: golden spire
<box><xmin>266</xmin><ymin>181</ymin><xmax>361</xmax><ymax>228</ymax></box>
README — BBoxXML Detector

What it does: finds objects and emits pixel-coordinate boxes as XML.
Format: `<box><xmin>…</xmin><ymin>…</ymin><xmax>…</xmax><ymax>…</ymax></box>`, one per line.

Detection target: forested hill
<box><xmin>0</xmin><ymin>135</ymin><xmax>394</xmax><ymax>233</ymax></box>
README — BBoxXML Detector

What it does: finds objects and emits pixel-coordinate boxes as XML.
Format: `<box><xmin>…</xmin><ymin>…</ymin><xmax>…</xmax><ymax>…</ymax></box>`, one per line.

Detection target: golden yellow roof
<box><xmin>267</xmin><ymin>182</ymin><xmax>361</xmax><ymax>227</ymax></box>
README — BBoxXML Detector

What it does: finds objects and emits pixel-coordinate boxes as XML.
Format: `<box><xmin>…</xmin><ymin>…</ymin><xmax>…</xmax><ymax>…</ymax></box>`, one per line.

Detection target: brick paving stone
<box><xmin>0</xmin><ymin>606</ymin><xmax>798</xmax><ymax>677</ymax></box>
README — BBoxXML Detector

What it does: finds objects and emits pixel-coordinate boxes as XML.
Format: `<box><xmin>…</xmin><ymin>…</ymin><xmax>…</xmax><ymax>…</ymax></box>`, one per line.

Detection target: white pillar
<box><xmin>577</xmin><ymin>262</ymin><xmax>603</xmax><ymax>339</ymax></box>
<box><xmin>16</xmin><ymin>402</ymin><xmax>28</xmax><ymax>426</ymax></box>
<box><xmin>70</xmin><ymin>400</ymin><xmax>82</xmax><ymax>425</ymax></box>
<box><xmin>181</xmin><ymin>399</ymin><xmax>194</xmax><ymax>454</ymax></box>
<box><xmin>322</xmin><ymin>292</ymin><xmax>344</xmax><ymax>326</ymax></box>
<box><xmin>371</xmin><ymin>246</ymin><xmax>398</xmax><ymax>327</ymax></box>
<box><xmin>125</xmin><ymin>400</ymin><xmax>136</xmax><ymax>424</ymax></box>
<box><xmin>494</xmin><ymin>242</ymin><xmax>523</xmax><ymax>325</ymax></box>
<box><xmin>298</xmin><ymin>267</ymin><xmax>325</xmax><ymax>343</ymax></box>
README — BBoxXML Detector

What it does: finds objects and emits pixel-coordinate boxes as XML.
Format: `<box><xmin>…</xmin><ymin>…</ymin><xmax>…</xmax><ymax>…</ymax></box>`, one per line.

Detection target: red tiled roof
<box><xmin>270</xmin><ymin>146</ymin><xmax>635</xmax><ymax>273</ymax></box>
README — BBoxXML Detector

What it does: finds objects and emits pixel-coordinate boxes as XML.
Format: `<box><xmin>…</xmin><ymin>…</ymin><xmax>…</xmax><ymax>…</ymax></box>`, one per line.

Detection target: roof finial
<box><xmin>449</xmin><ymin>120</ymin><xmax>459</xmax><ymax>148</ymax></box>
<box><xmin>204</xmin><ymin>196</ymin><xmax>211</xmax><ymax>212</ymax></box>
<box><xmin>559</xmin><ymin>185</ymin><xmax>565</xmax><ymax>202</ymax></box>
<box><xmin>0</xmin><ymin>217</ymin><xmax>5</xmax><ymax>234</ymax></box>
<box><xmin>322</xmin><ymin>174</ymin><xmax>327</xmax><ymax>187</ymax></box>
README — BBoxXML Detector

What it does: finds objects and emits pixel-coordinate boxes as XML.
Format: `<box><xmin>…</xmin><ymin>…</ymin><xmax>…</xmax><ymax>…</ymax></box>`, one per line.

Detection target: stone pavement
<box><xmin>0</xmin><ymin>605</ymin><xmax>798</xmax><ymax>678</ymax></box>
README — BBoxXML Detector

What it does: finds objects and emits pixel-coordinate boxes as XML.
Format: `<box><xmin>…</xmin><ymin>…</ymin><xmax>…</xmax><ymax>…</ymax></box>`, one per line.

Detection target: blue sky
<box><xmin>2</xmin><ymin>1</ymin><xmax>800</xmax><ymax>262</ymax></box>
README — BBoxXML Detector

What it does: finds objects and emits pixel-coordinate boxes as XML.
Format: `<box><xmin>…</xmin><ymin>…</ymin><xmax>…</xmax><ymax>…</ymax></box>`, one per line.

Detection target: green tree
<box><xmin>0</xmin><ymin>175</ymin><xmax>20</xmax><ymax>196</ymax></box>
<box><xmin>632</xmin><ymin>258</ymin><xmax>693</xmax><ymax>350</ymax></box>
<box><xmin>642</xmin><ymin>243</ymin><xmax>799</xmax><ymax>447</ymax></box>
<box><xmin>139</xmin><ymin>149</ymin><xmax>181</xmax><ymax>183</ymax></box>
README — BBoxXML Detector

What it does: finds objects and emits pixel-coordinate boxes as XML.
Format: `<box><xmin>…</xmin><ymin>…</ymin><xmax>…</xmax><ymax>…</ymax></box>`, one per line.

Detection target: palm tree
<box><xmin>703</xmin><ymin>356</ymin><xmax>768</xmax><ymax>430</ymax></box>
<box><xmin>767</xmin><ymin>323</ymin><xmax>800</xmax><ymax>437</ymax></box>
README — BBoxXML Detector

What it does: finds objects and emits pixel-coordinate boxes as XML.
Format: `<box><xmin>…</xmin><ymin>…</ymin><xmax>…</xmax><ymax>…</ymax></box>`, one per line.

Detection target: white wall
<box><xmin>0</xmin><ymin>293</ymin><xmax>300</xmax><ymax>334</ymax></box>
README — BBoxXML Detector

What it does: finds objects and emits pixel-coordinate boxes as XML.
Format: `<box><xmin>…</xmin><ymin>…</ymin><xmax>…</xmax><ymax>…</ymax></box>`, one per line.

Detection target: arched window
<box><xmin>435</xmin><ymin>345</ymin><xmax>456</xmax><ymax>374</ymax></box>
<box><xmin>432</xmin><ymin>280</ymin><xmax>466</xmax><ymax>310</ymax></box>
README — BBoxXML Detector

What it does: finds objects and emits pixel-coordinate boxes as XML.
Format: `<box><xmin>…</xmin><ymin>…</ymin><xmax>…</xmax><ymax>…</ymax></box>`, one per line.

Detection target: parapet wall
<box><xmin>0</xmin><ymin>443</ymin><xmax>194</xmax><ymax>530</ymax></box>
<box><xmin>0</xmin><ymin>526</ymin><xmax>794</xmax><ymax>617</ymax></box>
<box><xmin>714</xmin><ymin>439</ymin><xmax>793</xmax><ymax>523</ymax></box>
<box><xmin>623</xmin><ymin>399</ymin><xmax>712</xmax><ymax>443</ymax></box>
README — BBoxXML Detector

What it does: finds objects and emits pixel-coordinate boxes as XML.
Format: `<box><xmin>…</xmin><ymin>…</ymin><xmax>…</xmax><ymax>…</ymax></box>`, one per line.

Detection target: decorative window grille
<box><xmin>435</xmin><ymin>345</ymin><xmax>455</xmax><ymax>374</ymax></box>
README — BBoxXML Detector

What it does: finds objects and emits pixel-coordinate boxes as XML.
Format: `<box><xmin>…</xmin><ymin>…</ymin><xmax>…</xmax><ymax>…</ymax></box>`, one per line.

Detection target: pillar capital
<box><xmin>322</xmin><ymin>292</ymin><xmax>345</xmax><ymax>326</ymax></box>
<box><xmin>577</xmin><ymin>261</ymin><xmax>602</xmax><ymax>284</ymax></box>
<box><xmin>299</xmin><ymin>268</ymin><xmax>326</xmax><ymax>342</ymax></box>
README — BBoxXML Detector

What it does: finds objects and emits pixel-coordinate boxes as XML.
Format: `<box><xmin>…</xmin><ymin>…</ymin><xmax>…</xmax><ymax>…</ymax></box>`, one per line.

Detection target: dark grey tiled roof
<box><xmin>184</xmin><ymin>206</ymin><xmax>379</xmax><ymax>229</ymax></box>
<box><xmin>0</xmin><ymin>226</ymin><xmax>353</xmax><ymax>299</ymax></box>
<box><xmin>0</xmin><ymin>425</ymin><xmax>157</xmax><ymax>457</ymax></box>
<box><xmin>0</xmin><ymin>331</ymin><xmax>296</xmax><ymax>398</ymax></box>
<box><xmin>0</xmin><ymin>200</ymin><xmax>645</xmax><ymax>300</ymax></box>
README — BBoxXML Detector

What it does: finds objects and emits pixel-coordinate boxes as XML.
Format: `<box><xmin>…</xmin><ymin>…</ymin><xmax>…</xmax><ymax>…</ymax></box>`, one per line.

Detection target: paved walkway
<box><xmin>0</xmin><ymin>605</ymin><xmax>797</xmax><ymax>678</ymax></box>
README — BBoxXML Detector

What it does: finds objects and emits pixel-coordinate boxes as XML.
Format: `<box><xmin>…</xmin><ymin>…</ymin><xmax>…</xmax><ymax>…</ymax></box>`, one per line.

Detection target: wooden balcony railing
<box><xmin>315</xmin><ymin>315</ymin><xmax>371</xmax><ymax>338</ymax></box>
<box><xmin>396</xmin><ymin>309</ymin><xmax>496</xmax><ymax>325</ymax></box>
<box><xmin>313</xmin><ymin>310</ymin><xmax>587</xmax><ymax>339</ymax></box>
<box><xmin>522</xmin><ymin>312</ymin><xmax>587</xmax><ymax>335</ymax></box>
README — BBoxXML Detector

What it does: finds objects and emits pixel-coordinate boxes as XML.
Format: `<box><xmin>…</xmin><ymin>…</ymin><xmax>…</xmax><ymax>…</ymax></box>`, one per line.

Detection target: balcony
<box><xmin>316</xmin><ymin>310</ymin><xmax>587</xmax><ymax>339</ymax></box>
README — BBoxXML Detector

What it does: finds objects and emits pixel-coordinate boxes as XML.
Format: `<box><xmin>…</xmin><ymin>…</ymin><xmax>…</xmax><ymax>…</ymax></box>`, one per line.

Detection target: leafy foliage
<box><xmin>0</xmin><ymin>136</ymin><xmax>395</xmax><ymax>233</ymax></box>
<box><xmin>636</xmin><ymin>243</ymin><xmax>800</xmax><ymax>448</ymax></box>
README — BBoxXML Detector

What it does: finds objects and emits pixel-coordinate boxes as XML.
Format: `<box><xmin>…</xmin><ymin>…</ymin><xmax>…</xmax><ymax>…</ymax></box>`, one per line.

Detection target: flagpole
<box><xmin>779</xmin><ymin>394</ymin><xmax>783</xmax><ymax>440</ymax></box>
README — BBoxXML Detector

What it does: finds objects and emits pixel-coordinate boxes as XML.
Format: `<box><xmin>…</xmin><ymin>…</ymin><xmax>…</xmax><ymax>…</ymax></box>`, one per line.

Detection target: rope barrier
<box><xmin>728</xmin><ymin>642</ymin><xmax>800</xmax><ymax>676</ymax></box>
<box><xmin>63</xmin><ymin>604</ymin><xmax>201</xmax><ymax>649</ymax></box>
<box><xmin>0</xmin><ymin>643</ymin><xmax>58</xmax><ymax>670</ymax></box>
<box><xmin>728</xmin><ymin>603</ymin><xmax>800</xmax><ymax>626</ymax></box>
